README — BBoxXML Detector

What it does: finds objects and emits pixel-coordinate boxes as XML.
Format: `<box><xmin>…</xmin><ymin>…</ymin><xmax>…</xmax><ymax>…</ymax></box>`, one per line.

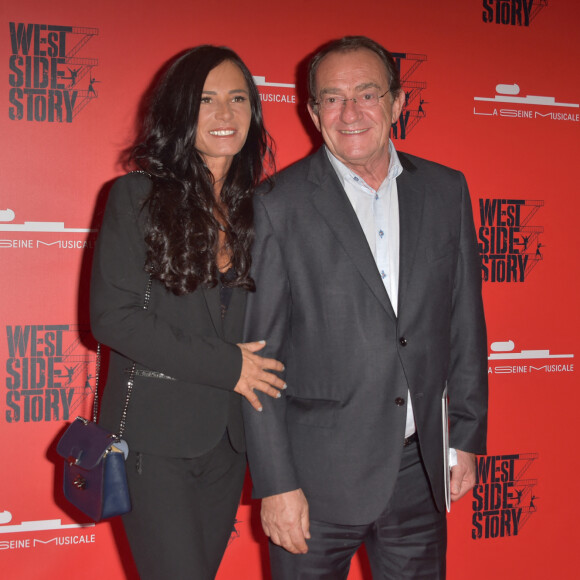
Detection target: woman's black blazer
<box><xmin>90</xmin><ymin>172</ymin><xmax>245</xmax><ymax>457</ymax></box>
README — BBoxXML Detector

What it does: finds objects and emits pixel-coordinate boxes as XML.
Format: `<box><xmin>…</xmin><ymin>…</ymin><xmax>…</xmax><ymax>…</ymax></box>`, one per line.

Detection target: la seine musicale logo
<box><xmin>254</xmin><ymin>75</ymin><xmax>297</xmax><ymax>105</ymax></box>
<box><xmin>8</xmin><ymin>22</ymin><xmax>99</xmax><ymax>123</ymax></box>
<box><xmin>474</xmin><ymin>83</ymin><xmax>579</xmax><ymax>123</ymax></box>
<box><xmin>482</xmin><ymin>0</ymin><xmax>548</xmax><ymax>26</ymax></box>
<box><xmin>488</xmin><ymin>340</ymin><xmax>574</xmax><ymax>375</ymax></box>
<box><xmin>0</xmin><ymin>208</ymin><xmax>97</xmax><ymax>250</ymax></box>
<box><xmin>478</xmin><ymin>198</ymin><xmax>544</xmax><ymax>283</ymax></box>
<box><xmin>0</xmin><ymin>509</ymin><xmax>96</xmax><ymax>549</ymax></box>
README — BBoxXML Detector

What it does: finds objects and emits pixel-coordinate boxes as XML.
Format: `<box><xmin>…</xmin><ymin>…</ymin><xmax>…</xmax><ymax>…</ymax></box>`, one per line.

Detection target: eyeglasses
<box><xmin>314</xmin><ymin>89</ymin><xmax>391</xmax><ymax>112</ymax></box>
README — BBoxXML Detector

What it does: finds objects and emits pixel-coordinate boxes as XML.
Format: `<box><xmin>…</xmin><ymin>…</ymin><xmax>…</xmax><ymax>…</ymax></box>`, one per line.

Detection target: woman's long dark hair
<box><xmin>130</xmin><ymin>45</ymin><xmax>273</xmax><ymax>295</ymax></box>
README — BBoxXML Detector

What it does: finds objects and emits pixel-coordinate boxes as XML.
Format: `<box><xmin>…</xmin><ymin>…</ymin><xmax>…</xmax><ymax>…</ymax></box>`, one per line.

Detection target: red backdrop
<box><xmin>1</xmin><ymin>1</ymin><xmax>578</xmax><ymax>578</ymax></box>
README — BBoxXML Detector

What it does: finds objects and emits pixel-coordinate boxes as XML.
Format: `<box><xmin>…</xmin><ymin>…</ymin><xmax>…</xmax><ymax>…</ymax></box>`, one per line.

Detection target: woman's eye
<box><xmin>200</xmin><ymin>96</ymin><xmax>212</xmax><ymax>104</ymax></box>
<box><xmin>232</xmin><ymin>95</ymin><xmax>247</xmax><ymax>103</ymax></box>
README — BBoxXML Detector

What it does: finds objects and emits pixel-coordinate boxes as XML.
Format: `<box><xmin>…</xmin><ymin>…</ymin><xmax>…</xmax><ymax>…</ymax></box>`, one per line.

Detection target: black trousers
<box><xmin>121</xmin><ymin>434</ymin><xmax>246</xmax><ymax>580</ymax></box>
<box><xmin>270</xmin><ymin>440</ymin><xmax>446</xmax><ymax>579</ymax></box>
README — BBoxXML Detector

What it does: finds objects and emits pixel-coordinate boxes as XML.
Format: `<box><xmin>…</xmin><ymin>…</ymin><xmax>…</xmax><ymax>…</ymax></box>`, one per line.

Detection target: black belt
<box><xmin>404</xmin><ymin>432</ymin><xmax>418</xmax><ymax>447</ymax></box>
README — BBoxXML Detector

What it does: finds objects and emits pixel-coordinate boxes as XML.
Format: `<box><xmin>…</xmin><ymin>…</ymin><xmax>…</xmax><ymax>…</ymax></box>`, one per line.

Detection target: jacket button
<box><xmin>399</xmin><ymin>337</ymin><xmax>407</xmax><ymax>346</ymax></box>
<box><xmin>395</xmin><ymin>397</ymin><xmax>405</xmax><ymax>406</ymax></box>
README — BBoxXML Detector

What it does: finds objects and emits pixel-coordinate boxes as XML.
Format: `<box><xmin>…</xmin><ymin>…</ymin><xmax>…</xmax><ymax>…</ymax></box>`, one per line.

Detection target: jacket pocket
<box><xmin>426</xmin><ymin>238</ymin><xmax>456</xmax><ymax>263</ymax></box>
<box><xmin>286</xmin><ymin>395</ymin><xmax>341</xmax><ymax>429</ymax></box>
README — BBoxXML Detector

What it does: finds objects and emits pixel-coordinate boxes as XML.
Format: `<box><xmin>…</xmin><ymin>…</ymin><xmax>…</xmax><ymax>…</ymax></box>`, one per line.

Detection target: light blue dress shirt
<box><xmin>325</xmin><ymin>141</ymin><xmax>416</xmax><ymax>438</ymax></box>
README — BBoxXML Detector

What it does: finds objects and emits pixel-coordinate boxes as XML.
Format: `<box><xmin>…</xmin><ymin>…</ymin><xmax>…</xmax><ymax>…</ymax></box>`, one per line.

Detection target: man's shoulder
<box><xmin>398</xmin><ymin>150</ymin><xmax>464</xmax><ymax>182</ymax></box>
<box><xmin>257</xmin><ymin>150</ymin><xmax>325</xmax><ymax>202</ymax></box>
<box><xmin>281</xmin><ymin>148</ymin><xmax>323</xmax><ymax>173</ymax></box>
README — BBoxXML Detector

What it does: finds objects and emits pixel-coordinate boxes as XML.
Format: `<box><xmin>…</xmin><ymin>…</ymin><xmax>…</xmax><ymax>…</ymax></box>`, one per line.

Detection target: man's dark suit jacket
<box><xmin>91</xmin><ymin>172</ymin><xmax>245</xmax><ymax>458</ymax></box>
<box><xmin>243</xmin><ymin>147</ymin><xmax>488</xmax><ymax>525</ymax></box>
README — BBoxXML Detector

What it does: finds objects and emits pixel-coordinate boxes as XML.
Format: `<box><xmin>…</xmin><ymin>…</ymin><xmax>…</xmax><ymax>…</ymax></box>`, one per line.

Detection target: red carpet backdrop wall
<box><xmin>1</xmin><ymin>1</ymin><xmax>578</xmax><ymax>578</ymax></box>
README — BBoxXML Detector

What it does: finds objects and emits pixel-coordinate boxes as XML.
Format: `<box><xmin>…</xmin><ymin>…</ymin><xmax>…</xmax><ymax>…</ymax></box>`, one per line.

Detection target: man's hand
<box><xmin>261</xmin><ymin>489</ymin><xmax>310</xmax><ymax>554</ymax></box>
<box><xmin>450</xmin><ymin>449</ymin><xmax>476</xmax><ymax>502</ymax></box>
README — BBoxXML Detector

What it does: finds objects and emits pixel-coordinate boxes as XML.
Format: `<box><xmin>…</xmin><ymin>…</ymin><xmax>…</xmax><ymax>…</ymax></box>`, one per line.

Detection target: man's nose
<box><xmin>340</xmin><ymin>98</ymin><xmax>363</xmax><ymax>121</ymax></box>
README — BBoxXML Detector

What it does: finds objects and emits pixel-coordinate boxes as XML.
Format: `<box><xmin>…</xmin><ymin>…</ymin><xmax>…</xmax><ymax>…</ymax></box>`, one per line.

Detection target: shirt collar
<box><xmin>325</xmin><ymin>139</ymin><xmax>403</xmax><ymax>193</ymax></box>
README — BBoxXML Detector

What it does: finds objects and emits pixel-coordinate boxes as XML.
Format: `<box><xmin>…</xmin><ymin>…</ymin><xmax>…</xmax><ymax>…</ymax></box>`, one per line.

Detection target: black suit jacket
<box><xmin>243</xmin><ymin>147</ymin><xmax>488</xmax><ymax>525</ymax></box>
<box><xmin>91</xmin><ymin>172</ymin><xmax>246</xmax><ymax>458</ymax></box>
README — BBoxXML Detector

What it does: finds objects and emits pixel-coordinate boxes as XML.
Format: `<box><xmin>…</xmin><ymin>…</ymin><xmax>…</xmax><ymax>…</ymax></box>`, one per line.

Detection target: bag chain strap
<box><xmin>92</xmin><ymin>275</ymin><xmax>153</xmax><ymax>439</ymax></box>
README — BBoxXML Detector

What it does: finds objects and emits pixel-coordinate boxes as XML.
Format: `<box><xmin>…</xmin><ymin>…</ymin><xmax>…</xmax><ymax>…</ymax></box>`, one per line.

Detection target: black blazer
<box><xmin>243</xmin><ymin>147</ymin><xmax>488</xmax><ymax>525</ymax></box>
<box><xmin>91</xmin><ymin>172</ymin><xmax>246</xmax><ymax>458</ymax></box>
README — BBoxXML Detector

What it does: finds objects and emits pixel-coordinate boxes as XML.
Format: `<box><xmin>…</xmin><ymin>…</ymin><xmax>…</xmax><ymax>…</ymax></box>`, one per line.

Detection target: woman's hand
<box><xmin>235</xmin><ymin>341</ymin><xmax>286</xmax><ymax>411</ymax></box>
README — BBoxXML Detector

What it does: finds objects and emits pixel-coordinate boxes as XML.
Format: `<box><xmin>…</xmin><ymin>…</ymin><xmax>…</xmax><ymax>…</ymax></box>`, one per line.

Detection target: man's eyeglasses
<box><xmin>314</xmin><ymin>89</ymin><xmax>391</xmax><ymax>112</ymax></box>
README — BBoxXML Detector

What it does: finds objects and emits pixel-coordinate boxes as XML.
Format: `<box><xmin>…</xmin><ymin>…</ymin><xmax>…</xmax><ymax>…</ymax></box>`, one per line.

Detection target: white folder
<box><xmin>442</xmin><ymin>384</ymin><xmax>451</xmax><ymax>512</ymax></box>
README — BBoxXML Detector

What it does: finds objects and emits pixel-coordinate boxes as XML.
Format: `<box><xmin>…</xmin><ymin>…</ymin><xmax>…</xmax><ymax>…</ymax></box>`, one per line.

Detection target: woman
<box><xmin>90</xmin><ymin>46</ymin><xmax>284</xmax><ymax>579</ymax></box>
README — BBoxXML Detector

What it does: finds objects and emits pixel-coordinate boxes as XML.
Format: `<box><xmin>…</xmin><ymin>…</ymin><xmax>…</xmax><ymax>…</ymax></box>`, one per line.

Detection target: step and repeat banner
<box><xmin>1</xmin><ymin>1</ymin><xmax>578</xmax><ymax>578</ymax></box>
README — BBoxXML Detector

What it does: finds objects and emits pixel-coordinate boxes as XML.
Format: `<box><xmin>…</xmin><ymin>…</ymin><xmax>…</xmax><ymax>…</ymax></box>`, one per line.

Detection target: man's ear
<box><xmin>391</xmin><ymin>90</ymin><xmax>406</xmax><ymax>125</ymax></box>
<box><xmin>307</xmin><ymin>103</ymin><xmax>322</xmax><ymax>132</ymax></box>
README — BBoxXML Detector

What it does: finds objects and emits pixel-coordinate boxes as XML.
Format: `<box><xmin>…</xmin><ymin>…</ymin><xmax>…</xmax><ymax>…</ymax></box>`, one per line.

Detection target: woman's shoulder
<box><xmin>113</xmin><ymin>170</ymin><xmax>153</xmax><ymax>195</ymax></box>
<box><xmin>108</xmin><ymin>171</ymin><xmax>153</xmax><ymax>211</ymax></box>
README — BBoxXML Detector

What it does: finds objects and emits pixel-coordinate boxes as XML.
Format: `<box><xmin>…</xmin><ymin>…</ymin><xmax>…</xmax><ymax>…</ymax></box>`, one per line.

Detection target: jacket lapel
<box><xmin>223</xmin><ymin>287</ymin><xmax>246</xmax><ymax>343</ymax></box>
<box><xmin>396</xmin><ymin>152</ymin><xmax>425</xmax><ymax>315</ymax></box>
<box><xmin>202</xmin><ymin>284</ymin><xmax>224</xmax><ymax>339</ymax></box>
<box><xmin>309</xmin><ymin>149</ymin><xmax>396</xmax><ymax>321</ymax></box>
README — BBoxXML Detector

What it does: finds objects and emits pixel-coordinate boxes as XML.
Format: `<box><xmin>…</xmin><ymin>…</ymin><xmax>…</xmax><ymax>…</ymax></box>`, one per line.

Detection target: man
<box><xmin>243</xmin><ymin>36</ymin><xmax>488</xmax><ymax>578</ymax></box>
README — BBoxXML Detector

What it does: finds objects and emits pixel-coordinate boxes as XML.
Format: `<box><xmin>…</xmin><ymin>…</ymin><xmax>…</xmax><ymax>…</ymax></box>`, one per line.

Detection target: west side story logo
<box><xmin>391</xmin><ymin>52</ymin><xmax>427</xmax><ymax>140</ymax></box>
<box><xmin>472</xmin><ymin>453</ymin><xmax>538</xmax><ymax>539</ymax></box>
<box><xmin>8</xmin><ymin>22</ymin><xmax>99</xmax><ymax>123</ymax></box>
<box><xmin>478</xmin><ymin>198</ymin><xmax>544</xmax><ymax>282</ymax></box>
<box><xmin>474</xmin><ymin>83</ymin><xmax>579</xmax><ymax>123</ymax></box>
<box><xmin>482</xmin><ymin>0</ymin><xmax>548</xmax><ymax>26</ymax></box>
<box><xmin>4</xmin><ymin>325</ymin><xmax>94</xmax><ymax>423</ymax></box>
